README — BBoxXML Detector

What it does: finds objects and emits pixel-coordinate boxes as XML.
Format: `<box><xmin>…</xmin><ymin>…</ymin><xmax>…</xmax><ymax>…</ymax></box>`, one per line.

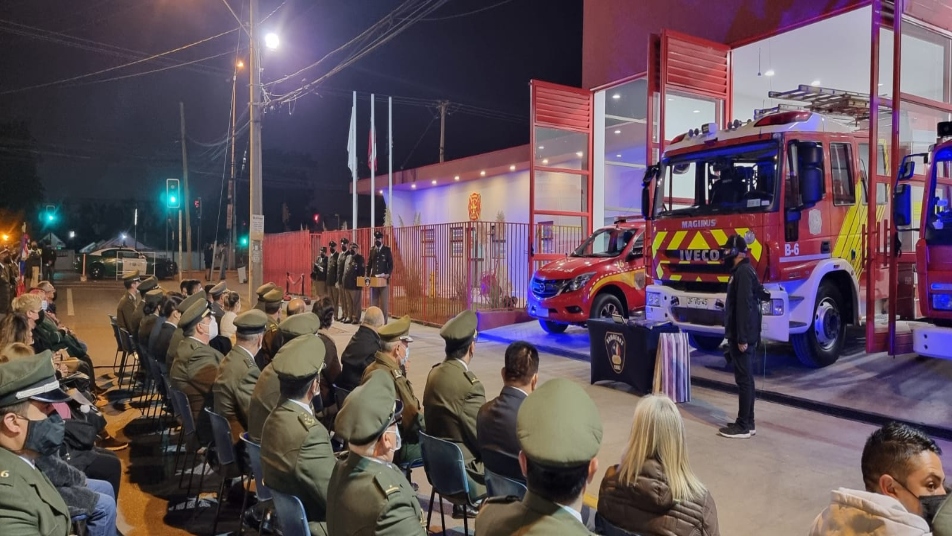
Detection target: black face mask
<box><xmin>330</xmin><ymin>247</ymin><xmax>336</xmax><ymax>253</ymax></box>
<box><xmin>374</xmin><ymin>240</ymin><xmax>382</xmax><ymax>247</ymax></box>
<box><xmin>24</xmin><ymin>412</ymin><xmax>66</xmax><ymax>456</ymax></box>
<box><xmin>919</xmin><ymin>493</ymin><xmax>948</xmax><ymax>525</ymax></box>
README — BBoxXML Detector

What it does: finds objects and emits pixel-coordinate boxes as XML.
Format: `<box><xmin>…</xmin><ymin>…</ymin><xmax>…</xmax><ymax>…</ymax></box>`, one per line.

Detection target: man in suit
<box><xmin>260</xmin><ymin>336</ymin><xmax>332</xmax><ymax>536</ymax></box>
<box><xmin>247</xmin><ymin>313</ymin><xmax>321</xmax><ymax>443</ymax></box>
<box><xmin>0</xmin><ymin>353</ymin><xmax>73</xmax><ymax>536</ymax></box>
<box><xmin>170</xmin><ymin>299</ymin><xmax>225</xmax><ymax>445</ymax></box>
<box><xmin>476</xmin><ymin>341</ymin><xmax>539</xmax><ymax>483</ymax></box>
<box><xmin>116</xmin><ymin>269</ymin><xmax>140</xmax><ymax>334</ymax></box>
<box><xmin>475</xmin><ymin>379</ymin><xmax>603</xmax><ymax>536</ymax></box>
<box><xmin>325</xmin><ymin>241</ymin><xmax>340</xmax><ymax>320</ymax></box>
<box><xmin>422</xmin><ymin>309</ymin><xmax>486</xmax><ymax>508</ymax></box>
<box><xmin>336</xmin><ymin>307</ymin><xmax>385</xmax><ymax>392</ymax></box>
<box><xmin>328</xmin><ymin>369</ymin><xmax>425</xmax><ymax>536</ymax></box>
<box><xmin>367</xmin><ymin>230</ymin><xmax>394</xmax><ymax>322</ymax></box>
<box><xmin>311</xmin><ymin>246</ymin><xmax>328</xmax><ymax>300</ymax></box>
<box><xmin>360</xmin><ymin>315</ymin><xmax>423</xmax><ymax>466</ymax></box>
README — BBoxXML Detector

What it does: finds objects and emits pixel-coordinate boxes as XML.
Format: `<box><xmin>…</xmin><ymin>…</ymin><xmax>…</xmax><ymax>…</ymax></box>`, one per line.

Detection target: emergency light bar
<box><xmin>754</xmin><ymin>110</ymin><xmax>812</xmax><ymax>127</ymax></box>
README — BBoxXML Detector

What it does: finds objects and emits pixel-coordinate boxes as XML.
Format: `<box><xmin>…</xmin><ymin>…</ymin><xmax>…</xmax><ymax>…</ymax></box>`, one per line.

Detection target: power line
<box><xmin>59</xmin><ymin>49</ymin><xmax>239</xmax><ymax>90</ymax></box>
<box><xmin>416</xmin><ymin>0</ymin><xmax>519</xmax><ymax>21</ymax></box>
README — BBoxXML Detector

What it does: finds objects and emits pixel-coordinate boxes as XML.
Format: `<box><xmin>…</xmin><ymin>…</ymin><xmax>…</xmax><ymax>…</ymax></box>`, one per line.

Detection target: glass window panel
<box><xmin>533</xmin><ymin>170</ymin><xmax>588</xmax><ymax>213</ymax></box>
<box><xmin>831</xmin><ymin>143</ymin><xmax>856</xmax><ymax>205</ymax></box>
<box><xmin>535</xmin><ymin>128</ymin><xmax>589</xmax><ymax>171</ymax></box>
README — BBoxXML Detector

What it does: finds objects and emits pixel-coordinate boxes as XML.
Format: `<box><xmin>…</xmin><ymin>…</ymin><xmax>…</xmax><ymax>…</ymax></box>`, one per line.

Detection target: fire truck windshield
<box><xmin>571</xmin><ymin>227</ymin><xmax>644</xmax><ymax>258</ymax></box>
<box><xmin>654</xmin><ymin>141</ymin><xmax>780</xmax><ymax>218</ymax></box>
<box><xmin>925</xmin><ymin>152</ymin><xmax>952</xmax><ymax>245</ymax></box>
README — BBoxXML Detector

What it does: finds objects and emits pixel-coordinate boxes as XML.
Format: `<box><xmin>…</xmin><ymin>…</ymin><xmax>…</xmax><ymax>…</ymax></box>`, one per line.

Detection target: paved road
<box><xmin>50</xmin><ymin>271</ymin><xmax>952</xmax><ymax>535</ymax></box>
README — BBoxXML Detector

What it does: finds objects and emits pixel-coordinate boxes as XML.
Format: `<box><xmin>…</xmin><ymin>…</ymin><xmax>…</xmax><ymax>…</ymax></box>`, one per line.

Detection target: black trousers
<box><xmin>729</xmin><ymin>342</ymin><xmax>756</xmax><ymax>430</ymax></box>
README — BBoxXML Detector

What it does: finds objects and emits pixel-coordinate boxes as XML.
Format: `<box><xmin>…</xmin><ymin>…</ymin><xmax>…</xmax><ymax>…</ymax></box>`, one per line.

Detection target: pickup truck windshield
<box><xmin>654</xmin><ymin>141</ymin><xmax>780</xmax><ymax>218</ymax></box>
<box><xmin>571</xmin><ymin>228</ymin><xmax>644</xmax><ymax>258</ymax></box>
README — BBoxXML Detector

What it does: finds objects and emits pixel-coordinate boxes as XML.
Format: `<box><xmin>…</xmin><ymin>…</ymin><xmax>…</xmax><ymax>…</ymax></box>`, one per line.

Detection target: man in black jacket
<box><xmin>719</xmin><ymin>234</ymin><xmax>768</xmax><ymax>439</ymax></box>
<box><xmin>326</xmin><ymin>241</ymin><xmax>340</xmax><ymax>320</ymax></box>
<box><xmin>311</xmin><ymin>247</ymin><xmax>328</xmax><ymax>300</ymax></box>
<box><xmin>336</xmin><ymin>306</ymin><xmax>385</xmax><ymax>391</ymax></box>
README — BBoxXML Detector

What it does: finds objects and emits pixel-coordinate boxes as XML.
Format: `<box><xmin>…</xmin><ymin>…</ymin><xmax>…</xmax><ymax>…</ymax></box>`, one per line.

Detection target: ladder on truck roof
<box><xmin>764</xmin><ymin>84</ymin><xmax>878</xmax><ymax>123</ymax></box>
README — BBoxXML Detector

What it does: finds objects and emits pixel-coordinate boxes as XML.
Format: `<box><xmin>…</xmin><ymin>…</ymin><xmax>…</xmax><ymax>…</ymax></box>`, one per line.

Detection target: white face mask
<box><xmin>208</xmin><ymin>316</ymin><xmax>219</xmax><ymax>339</ymax></box>
<box><xmin>40</xmin><ymin>300</ymin><xmax>49</xmax><ymax>311</ymax></box>
<box><xmin>400</xmin><ymin>345</ymin><xmax>410</xmax><ymax>367</ymax></box>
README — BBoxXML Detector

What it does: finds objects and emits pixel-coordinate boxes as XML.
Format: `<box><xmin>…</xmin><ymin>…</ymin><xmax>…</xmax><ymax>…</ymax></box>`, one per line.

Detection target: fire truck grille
<box><xmin>662</xmin><ymin>281</ymin><xmax>728</xmax><ymax>294</ymax></box>
<box><xmin>672</xmin><ymin>307</ymin><xmax>725</xmax><ymax>327</ymax></box>
<box><xmin>668</xmin><ymin>263</ymin><xmax>730</xmax><ymax>275</ymax></box>
<box><xmin>531</xmin><ymin>277</ymin><xmax>565</xmax><ymax>299</ymax></box>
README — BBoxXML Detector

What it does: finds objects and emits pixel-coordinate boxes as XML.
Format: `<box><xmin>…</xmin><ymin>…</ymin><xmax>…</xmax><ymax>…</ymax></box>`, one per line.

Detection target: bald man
<box><xmin>287</xmin><ymin>298</ymin><xmax>306</xmax><ymax>316</ymax></box>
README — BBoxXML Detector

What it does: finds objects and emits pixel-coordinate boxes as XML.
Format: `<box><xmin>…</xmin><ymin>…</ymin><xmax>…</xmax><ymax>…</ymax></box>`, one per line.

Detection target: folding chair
<box><xmin>240</xmin><ymin>433</ymin><xmax>274</xmax><ymax>536</ymax></box>
<box><xmin>484</xmin><ymin>468</ymin><xmax>527</xmax><ymax>500</ymax></box>
<box><xmin>205</xmin><ymin>408</ymin><xmax>246</xmax><ymax>535</ymax></box>
<box><xmin>270</xmin><ymin>489</ymin><xmax>311</xmax><ymax>536</ymax></box>
<box><xmin>419</xmin><ymin>432</ymin><xmax>481</xmax><ymax>535</ymax></box>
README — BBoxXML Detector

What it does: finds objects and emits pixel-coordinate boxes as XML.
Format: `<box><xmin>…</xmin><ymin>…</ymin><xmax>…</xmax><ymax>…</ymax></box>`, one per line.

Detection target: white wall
<box><xmin>387</xmin><ymin>171</ymin><xmax>530</xmax><ymax>226</ymax></box>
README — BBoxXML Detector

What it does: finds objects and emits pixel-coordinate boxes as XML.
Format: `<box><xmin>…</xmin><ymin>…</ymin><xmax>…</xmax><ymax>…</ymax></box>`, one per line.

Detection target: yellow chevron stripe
<box><xmin>670</xmin><ymin>275</ymin><xmax>682</xmax><ymax>281</ymax></box>
<box><xmin>656</xmin><ymin>265</ymin><xmax>664</xmax><ymax>279</ymax></box>
<box><xmin>668</xmin><ymin>231</ymin><xmax>688</xmax><ymax>250</ymax></box>
<box><xmin>652</xmin><ymin>231</ymin><xmax>668</xmax><ymax>254</ymax></box>
<box><xmin>710</xmin><ymin>228</ymin><xmax>727</xmax><ymax>246</ymax></box>
<box><xmin>687</xmin><ymin>232</ymin><xmax>710</xmax><ymax>250</ymax></box>
<box><xmin>717</xmin><ymin>275</ymin><xmax>730</xmax><ymax>283</ymax></box>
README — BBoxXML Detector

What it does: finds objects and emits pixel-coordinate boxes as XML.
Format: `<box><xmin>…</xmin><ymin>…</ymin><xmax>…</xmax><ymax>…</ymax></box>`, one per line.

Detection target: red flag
<box><xmin>368</xmin><ymin>102</ymin><xmax>377</xmax><ymax>174</ymax></box>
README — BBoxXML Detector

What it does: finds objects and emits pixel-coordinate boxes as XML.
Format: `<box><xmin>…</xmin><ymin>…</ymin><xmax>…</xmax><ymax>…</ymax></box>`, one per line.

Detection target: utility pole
<box><xmin>180</xmin><ymin>102</ymin><xmax>192</xmax><ymax>275</ymax></box>
<box><xmin>228</xmin><ymin>64</ymin><xmax>239</xmax><ymax>270</ymax></box>
<box><xmin>249</xmin><ymin>0</ymin><xmax>264</xmax><ymax>300</ymax></box>
<box><xmin>438</xmin><ymin>100</ymin><xmax>449</xmax><ymax>163</ymax></box>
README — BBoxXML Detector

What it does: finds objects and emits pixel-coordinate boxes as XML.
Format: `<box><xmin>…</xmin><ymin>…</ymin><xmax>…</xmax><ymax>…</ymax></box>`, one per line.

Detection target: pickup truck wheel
<box><xmin>688</xmin><ymin>334</ymin><xmax>724</xmax><ymax>352</ymax></box>
<box><xmin>591</xmin><ymin>293</ymin><xmax>624</xmax><ymax>320</ymax></box>
<box><xmin>792</xmin><ymin>282</ymin><xmax>845</xmax><ymax>368</ymax></box>
<box><xmin>539</xmin><ymin>320</ymin><xmax>568</xmax><ymax>334</ymax></box>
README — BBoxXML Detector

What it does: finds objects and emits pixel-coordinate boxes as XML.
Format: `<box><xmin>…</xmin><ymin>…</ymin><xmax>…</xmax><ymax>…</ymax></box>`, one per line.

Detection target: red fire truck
<box><xmin>527</xmin><ymin>218</ymin><xmax>647</xmax><ymax>333</ymax></box>
<box><xmin>894</xmin><ymin>122</ymin><xmax>952</xmax><ymax>360</ymax></box>
<box><xmin>643</xmin><ymin>109</ymin><xmax>892</xmax><ymax>367</ymax></box>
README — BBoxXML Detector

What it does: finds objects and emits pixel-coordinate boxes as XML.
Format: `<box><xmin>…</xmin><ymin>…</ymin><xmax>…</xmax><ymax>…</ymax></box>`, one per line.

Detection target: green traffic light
<box><xmin>47</xmin><ymin>214</ymin><xmax>54</xmax><ymax>222</ymax></box>
<box><xmin>169</xmin><ymin>195</ymin><xmax>177</xmax><ymax>204</ymax></box>
<box><xmin>239</xmin><ymin>236</ymin><xmax>249</xmax><ymax>246</ymax></box>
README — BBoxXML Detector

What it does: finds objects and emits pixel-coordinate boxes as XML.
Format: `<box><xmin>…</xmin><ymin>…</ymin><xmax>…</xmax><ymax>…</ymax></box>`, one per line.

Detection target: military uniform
<box><xmin>208</xmin><ymin>281</ymin><xmax>227</xmax><ymax>326</ymax></box>
<box><xmin>475</xmin><ymin>378</ymin><xmax>603</xmax><ymax>536</ymax></box>
<box><xmin>360</xmin><ymin>316</ymin><xmax>423</xmax><ymax>465</ymax></box>
<box><xmin>367</xmin><ymin>231</ymin><xmax>394</xmax><ymax>321</ymax></box>
<box><xmin>312</xmin><ymin>248</ymin><xmax>328</xmax><ymax>299</ymax></box>
<box><xmin>247</xmin><ymin>363</ymin><xmax>279</xmax><ymax>444</ymax></box>
<box><xmin>170</xmin><ymin>299</ymin><xmax>225</xmax><ymax>444</ymax></box>
<box><xmin>137</xmin><ymin>288</ymin><xmax>165</xmax><ymax>349</ymax></box>
<box><xmin>327</xmin><ymin>370</ymin><xmax>425</xmax><ymax>536</ymax></box>
<box><xmin>338</xmin><ymin>239</ymin><xmax>353</xmax><ymax>321</ymax></box>
<box><xmin>165</xmin><ymin>290</ymin><xmax>207</xmax><ymax>370</ymax></box>
<box><xmin>0</xmin><ymin>353</ymin><xmax>73</xmax><ymax>536</ymax></box>
<box><xmin>326</xmin><ymin>243</ymin><xmax>340</xmax><ymax>320</ymax></box>
<box><xmin>129</xmin><ymin>276</ymin><xmax>158</xmax><ymax>342</ymax></box>
<box><xmin>260</xmin><ymin>336</ymin><xmax>332</xmax><ymax>536</ymax></box>
<box><xmin>344</xmin><ymin>245</ymin><xmax>365</xmax><ymax>324</ymax></box>
<box><xmin>254</xmin><ymin>282</ymin><xmax>278</xmax><ymax>312</ymax></box>
<box><xmin>116</xmin><ymin>270</ymin><xmax>141</xmax><ymax>334</ymax></box>
<box><xmin>213</xmin><ymin>309</ymin><xmax>267</xmax><ymax>441</ymax></box>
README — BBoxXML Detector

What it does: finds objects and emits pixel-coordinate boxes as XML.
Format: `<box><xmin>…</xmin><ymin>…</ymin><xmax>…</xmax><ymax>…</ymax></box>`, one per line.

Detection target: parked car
<box><xmin>75</xmin><ymin>247</ymin><xmax>178</xmax><ymax>280</ymax></box>
<box><xmin>527</xmin><ymin>218</ymin><xmax>647</xmax><ymax>333</ymax></box>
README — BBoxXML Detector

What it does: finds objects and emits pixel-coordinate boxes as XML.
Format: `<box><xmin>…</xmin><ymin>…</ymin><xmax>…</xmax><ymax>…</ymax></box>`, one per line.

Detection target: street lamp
<box><xmin>264</xmin><ymin>32</ymin><xmax>280</xmax><ymax>50</ymax></box>
<box><xmin>68</xmin><ymin>231</ymin><xmax>75</xmax><ymax>239</ymax></box>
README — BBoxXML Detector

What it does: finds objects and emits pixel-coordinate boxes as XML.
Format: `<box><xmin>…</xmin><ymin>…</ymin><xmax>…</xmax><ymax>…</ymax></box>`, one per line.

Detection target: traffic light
<box><xmin>166</xmin><ymin>178</ymin><xmax>181</xmax><ymax>209</ymax></box>
<box><xmin>312</xmin><ymin>213</ymin><xmax>320</xmax><ymax>225</ymax></box>
<box><xmin>239</xmin><ymin>235</ymin><xmax>249</xmax><ymax>247</ymax></box>
<box><xmin>41</xmin><ymin>204</ymin><xmax>56</xmax><ymax>224</ymax></box>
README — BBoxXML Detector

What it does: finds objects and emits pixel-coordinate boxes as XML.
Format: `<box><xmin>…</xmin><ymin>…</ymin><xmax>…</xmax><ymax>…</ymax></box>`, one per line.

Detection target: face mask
<box><xmin>920</xmin><ymin>493</ymin><xmax>947</xmax><ymax>524</ymax></box>
<box><xmin>23</xmin><ymin>412</ymin><xmax>66</xmax><ymax>456</ymax></box>
<box><xmin>386</xmin><ymin>426</ymin><xmax>402</xmax><ymax>452</ymax></box>
<box><xmin>400</xmin><ymin>346</ymin><xmax>410</xmax><ymax>367</ymax></box>
<box><xmin>208</xmin><ymin>316</ymin><xmax>219</xmax><ymax>339</ymax></box>
<box><xmin>375</xmin><ymin>240</ymin><xmax>382</xmax><ymax>247</ymax></box>
<box><xmin>40</xmin><ymin>300</ymin><xmax>48</xmax><ymax>311</ymax></box>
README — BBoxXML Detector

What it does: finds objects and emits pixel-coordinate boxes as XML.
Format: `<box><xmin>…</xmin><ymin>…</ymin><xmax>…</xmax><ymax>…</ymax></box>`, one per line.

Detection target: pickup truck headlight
<box><xmin>647</xmin><ymin>291</ymin><xmax>661</xmax><ymax>308</ymax></box>
<box><xmin>760</xmin><ymin>299</ymin><xmax>784</xmax><ymax>316</ymax></box>
<box><xmin>932</xmin><ymin>293</ymin><xmax>952</xmax><ymax>311</ymax></box>
<box><xmin>566</xmin><ymin>272</ymin><xmax>595</xmax><ymax>292</ymax></box>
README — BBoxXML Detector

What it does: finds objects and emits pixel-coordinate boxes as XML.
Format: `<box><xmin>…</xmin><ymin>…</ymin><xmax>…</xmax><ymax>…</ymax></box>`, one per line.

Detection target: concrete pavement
<box><xmin>50</xmin><ymin>270</ymin><xmax>952</xmax><ymax>535</ymax></box>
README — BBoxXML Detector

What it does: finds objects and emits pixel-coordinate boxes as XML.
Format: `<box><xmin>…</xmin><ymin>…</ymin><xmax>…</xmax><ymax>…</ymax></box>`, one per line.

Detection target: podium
<box><xmin>360</xmin><ymin>276</ymin><xmax>388</xmax><ymax>288</ymax></box>
<box><xmin>588</xmin><ymin>318</ymin><xmax>679</xmax><ymax>394</ymax></box>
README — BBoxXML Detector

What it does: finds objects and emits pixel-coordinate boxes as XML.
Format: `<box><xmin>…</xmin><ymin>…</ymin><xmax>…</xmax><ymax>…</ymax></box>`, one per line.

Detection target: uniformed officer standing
<box><xmin>327</xmin><ymin>369</ymin><xmax>426</xmax><ymax>536</ymax></box>
<box><xmin>367</xmin><ymin>230</ymin><xmax>394</xmax><ymax>322</ymax></box>
<box><xmin>247</xmin><ymin>312</ymin><xmax>321</xmax><ymax>443</ymax></box>
<box><xmin>213</xmin><ymin>309</ymin><xmax>267</xmax><ymax>442</ymax></box>
<box><xmin>208</xmin><ymin>280</ymin><xmax>228</xmax><ymax>326</ymax></box>
<box><xmin>0</xmin><ymin>352</ymin><xmax>73</xmax><ymax>536</ymax></box>
<box><xmin>361</xmin><ymin>315</ymin><xmax>423</xmax><ymax>466</ymax></box>
<box><xmin>422</xmin><ymin>309</ymin><xmax>486</xmax><ymax>504</ymax></box>
<box><xmin>338</xmin><ymin>237</ymin><xmax>352</xmax><ymax>322</ymax></box>
<box><xmin>326</xmin><ymin>241</ymin><xmax>340</xmax><ymax>320</ymax></box>
<box><xmin>344</xmin><ymin>242</ymin><xmax>365</xmax><ymax>325</ymax></box>
<box><xmin>0</xmin><ymin>248</ymin><xmax>14</xmax><ymax>318</ymax></box>
<box><xmin>475</xmin><ymin>378</ymin><xmax>603</xmax><ymax>535</ymax></box>
<box><xmin>260</xmin><ymin>336</ymin><xmax>333</xmax><ymax>536</ymax></box>
<box><xmin>170</xmin><ymin>299</ymin><xmax>225</xmax><ymax>445</ymax></box>
<box><xmin>116</xmin><ymin>269</ymin><xmax>141</xmax><ymax>334</ymax></box>
<box><xmin>165</xmin><ymin>290</ymin><xmax>207</xmax><ymax>370</ymax></box>
<box><xmin>128</xmin><ymin>276</ymin><xmax>157</xmax><ymax>342</ymax></box>
<box><xmin>254</xmin><ymin>281</ymin><xmax>278</xmax><ymax>312</ymax></box>
<box><xmin>312</xmin><ymin>247</ymin><xmax>329</xmax><ymax>300</ymax></box>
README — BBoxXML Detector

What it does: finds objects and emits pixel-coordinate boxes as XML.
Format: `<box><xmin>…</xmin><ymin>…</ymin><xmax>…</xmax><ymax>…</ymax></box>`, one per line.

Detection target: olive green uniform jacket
<box><xmin>165</xmin><ymin>328</ymin><xmax>184</xmax><ymax>370</ymax></box>
<box><xmin>474</xmin><ymin>491</ymin><xmax>594</xmax><ymax>536</ymax></box>
<box><xmin>170</xmin><ymin>337</ymin><xmax>224</xmax><ymax>443</ymax></box>
<box><xmin>116</xmin><ymin>292</ymin><xmax>137</xmax><ymax>335</ymax></box>
<box><xmin>260</xmin><ymin>399</ymin><xmax>335</xmax><ymax>536</ymax></box>
<box><xmin>213</xmin><ymin>345</ymin><xmax>260</xmax><ymax>441</ymax></box>
<box><xmin>0</xmin><ymin>448</ymin><xmax>71</xmax><ymax>536</ymax></box>
<box><xmin>362</xmin><ymin>352</ymin><xmax>424</xmax><ymax>444</ymax></box>
<box><xmin>326</xmin><ymin>452</ymin><xmax>426</xmax><ymax>536</ymax></box>
<box><xmin>129</xmin><ymin>299</ymin><xmax>145</xmax><ymax>341</ymax></box>
<box><xmin>247</xmin><ymin>363</ymin><xmax>280</xmax><ymax>444</ymax></box>
<box><xmin>422</xmin><ymin>357</ymin><xmax>486</xmax><ymax>499</ymax></box>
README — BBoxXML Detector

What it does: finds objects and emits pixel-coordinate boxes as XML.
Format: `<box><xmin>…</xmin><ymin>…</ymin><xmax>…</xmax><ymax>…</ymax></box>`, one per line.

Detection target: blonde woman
<box><xmin>597</xmin><ymin>394</ymin><xmax>719</xmax><ymax>536</ymax></box>
<box><xmin>219</xmin><ymin>291</ymin><xmax>241</xmax><ymax>343</ymax></box>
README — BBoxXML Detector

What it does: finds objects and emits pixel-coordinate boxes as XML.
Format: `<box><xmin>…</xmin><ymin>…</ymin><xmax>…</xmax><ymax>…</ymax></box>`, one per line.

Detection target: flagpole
<box><xmin>351</xmin><ymin>91</ymin><xmax>357</xmax><ymax>240</ymax></box>
<box><xmin>388</xmin><ymin>96</ymin><xmax>393</xmax><ymax>223</ymax></box>
<box><xmin>370</xmin><ymin>93</ymin><xmax>375</xmax><ymax>232</ymax></box>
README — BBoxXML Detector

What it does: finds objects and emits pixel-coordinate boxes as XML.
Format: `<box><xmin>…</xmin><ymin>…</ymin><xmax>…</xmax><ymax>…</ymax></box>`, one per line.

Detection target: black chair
<box><xmin>419</xmin><ymin>432</ymin><xmax>481</xmax><ymax>535</ymax></box>
<box><xmin>109</xmin><ymin>315</ymin><xmax>125</xmax><ymax>371</ymax></box>
<box><xmin>205</xmin><ymin>408</ymin><xmax>247</xmax><ymax>535</ymax></box>
<box><xmin>484</xmin><ymin>468</ymin><xmax>527</xmax><ymax>500</ymax></box>
<box><xmin>240</xmin><ymin>433</ymin><xmax>274</xmax><ymax>536</ymax></box>
<box><xmin>270</xmin><ymin>489</ymin><xmax>310</xmax><ymax>536</ymax></box>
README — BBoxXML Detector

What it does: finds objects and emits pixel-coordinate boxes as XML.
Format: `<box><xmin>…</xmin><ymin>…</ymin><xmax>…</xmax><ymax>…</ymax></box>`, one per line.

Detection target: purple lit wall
<box><xmin>582</xmin><ymin>0</ymin><xmax>870</xmax><ymax>89</ymax></box>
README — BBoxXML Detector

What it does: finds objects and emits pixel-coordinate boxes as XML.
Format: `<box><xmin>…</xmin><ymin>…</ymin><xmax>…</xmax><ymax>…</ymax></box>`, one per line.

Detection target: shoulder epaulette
<box><xmin>0</xmin><ymin>466</ymin><xmax>15</xmax><ymax>486</ymax></box>
<box><xmin>373</xmin><ymin>469</ymin><xmax>401</xmax><ymax>497</ymax></box>
<box><xmin>463</xmin><ymin>371</ymin><xmax>479</xmax><ymax>385</ymax></box>
<box><xmin>482</xmin><ymin>495</ymin><xmax>518</xmax><ymax>505</ymax></box>
<box><xmin>391</xmin><ymin>369</ymin><xmax>402</xmax><ymax>379</ymax></box>
<box><xmin>298</xmin><ymin>412</ymin><xmax>318</xmax><ymax>429</ymax></box>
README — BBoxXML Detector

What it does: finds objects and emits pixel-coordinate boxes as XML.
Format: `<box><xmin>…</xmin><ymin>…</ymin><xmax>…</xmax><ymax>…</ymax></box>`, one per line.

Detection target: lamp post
<box><xmin>248</xmin><ymin>0</ymin><xmax>263</xmax><ymax>301</ymax></box>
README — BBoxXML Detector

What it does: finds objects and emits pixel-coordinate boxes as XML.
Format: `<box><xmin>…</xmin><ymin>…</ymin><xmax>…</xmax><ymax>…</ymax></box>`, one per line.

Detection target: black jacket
<box><xmin>367</xmin><ymin>244</ymin><xmax>393</xmax><ymax>277</ymax></box>
<box><xmin>343</xmin><ymin>253</ymin><xmax>365</xmax><ymax>290</ymax></box>
<box><xmin>327</xmin><ymin>251</ymin><xmax>340</xmax><ymax>284</ymax></box>
<box><xmin>312</xmin><ymin>254</ymin><xmax>328</xmax><ymax>282</ymax></box>
<box><xmin>476</xmin><ymin>385</ymin><xmax>527</xmax><ymax>482</ymax></box>
<box><xmin>724</xmin><ymin>257</ymin><xmax>767</xmax><ymax>346</ymax></box>
<box><xmin>337</xmin><ymin>325</ymin><xmax>382</xmax><ymax>391</ymax></box>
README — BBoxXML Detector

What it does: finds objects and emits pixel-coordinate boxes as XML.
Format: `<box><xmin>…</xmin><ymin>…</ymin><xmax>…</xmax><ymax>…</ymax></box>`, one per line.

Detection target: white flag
<box><xmin>369</xmin><ymin>97</ymin><xmax>377</xmax><ymax>174</ymax></box>
<box><xmin>347</xmin><ymin>96</ymin><xmax>357</xmax><ymax>174</ymax></box>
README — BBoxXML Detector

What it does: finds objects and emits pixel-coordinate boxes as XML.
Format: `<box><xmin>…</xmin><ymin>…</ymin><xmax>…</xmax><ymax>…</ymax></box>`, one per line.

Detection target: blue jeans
<box><xmin>85</xmin><ymin>478</ymin><xmax>118</xmax><ymax>536</ymax></box>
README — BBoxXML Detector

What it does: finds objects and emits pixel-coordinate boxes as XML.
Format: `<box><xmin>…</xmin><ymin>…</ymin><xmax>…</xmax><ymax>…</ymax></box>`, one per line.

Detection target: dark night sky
<box><xmin>0</xmin><ymin>0</ymin><xmax>582</xmax><ymax>230</ymax></box>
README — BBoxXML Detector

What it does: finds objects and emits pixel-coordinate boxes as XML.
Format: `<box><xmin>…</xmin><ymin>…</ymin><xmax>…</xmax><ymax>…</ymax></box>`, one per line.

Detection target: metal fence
<box><xmin>263</xmin><ymin>221</ymin><xmax>587</xmax><ymax>326</ymax></box>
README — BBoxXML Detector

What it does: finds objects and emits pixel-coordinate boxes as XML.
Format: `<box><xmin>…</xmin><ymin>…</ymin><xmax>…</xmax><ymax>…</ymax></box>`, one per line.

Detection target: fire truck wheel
<box><xmin>792</xmin><ymin>282</ymin><xmax>845</xmax><ymax>368</ymax></box>
<box><xmin>688</xmin><ymin>334</ymin><xmax>724</xmax><ymax>353</ymax></box>
<box><xmin>539</xmin><ymin>320</ymin><xmax>568</xmax><ymax>334</ymax></box>
<box><xmin>591</xmin><ymin>293</ymin><xmax>625</xmax><ymax>320</ymax></box>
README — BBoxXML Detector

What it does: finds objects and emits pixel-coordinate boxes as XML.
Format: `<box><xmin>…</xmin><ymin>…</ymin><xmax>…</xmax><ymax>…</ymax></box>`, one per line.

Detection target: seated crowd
<box><xmin>1</xmin><ymin>273</ymin><xmax>950</xmax><ymax>536</ymax></box>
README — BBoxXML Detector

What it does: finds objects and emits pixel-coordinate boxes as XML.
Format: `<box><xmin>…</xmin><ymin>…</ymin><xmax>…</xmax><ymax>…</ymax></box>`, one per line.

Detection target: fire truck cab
<box><xmin>895</xmin><ymin>122</ymin><xmax>952</xmax><ymax>360</ymax></box>
<box><xmin>644</xmin><ymin>110</ymin><xmax>888</xmax><ymax>367</ymax></box>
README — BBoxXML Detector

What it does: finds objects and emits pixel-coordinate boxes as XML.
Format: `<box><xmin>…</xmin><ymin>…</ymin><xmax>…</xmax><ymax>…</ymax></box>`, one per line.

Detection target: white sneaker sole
<box><xmin>718</xmin><ymin>431</ymin><xmax>751</xmax><ymax>439</ymax></box>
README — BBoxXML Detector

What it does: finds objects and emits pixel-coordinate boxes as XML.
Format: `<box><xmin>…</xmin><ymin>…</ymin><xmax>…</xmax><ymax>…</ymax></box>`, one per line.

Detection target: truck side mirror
<box><xmin>797</xmin><ymin>142</ymin><xmax>824</xmax><ymax>207</ymax></box>
<box><xmin>893</xmin><ymin>183</ymin><xmax>912</xmax><ymax>226</ymax></box>
<box><xmin>898</xmin><ymin>159</ymin><xmax>915</xmax><ymax>180</ymax></box>
<box><xmin>641</xmin><ymin>165</ymin><xmax>659</xmax><ymax>219</ymax></box>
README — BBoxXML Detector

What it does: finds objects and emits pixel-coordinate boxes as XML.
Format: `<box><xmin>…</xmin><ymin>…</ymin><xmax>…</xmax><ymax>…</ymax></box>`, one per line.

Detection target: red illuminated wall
<box><xmin>583</xmin><ymin>0</ymin><xmax>870</xmax><ymax>89</ymax></box>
